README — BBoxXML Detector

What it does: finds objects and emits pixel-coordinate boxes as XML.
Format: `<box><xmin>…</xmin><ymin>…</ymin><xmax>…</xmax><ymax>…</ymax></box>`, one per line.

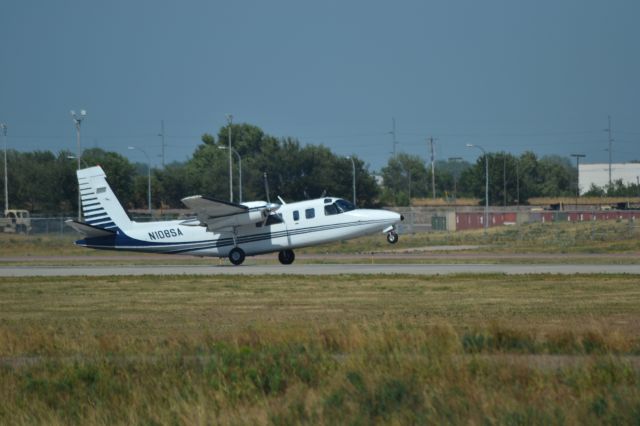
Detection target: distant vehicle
<box><xmin>1</xmin><ymin>209</ymin><xmax>32</xmax><ymax>234</ymax></box>
<box><xmin>66</xmin><ymin>166</ymin><xmax>403</xmax><ymax>265</ymax></box>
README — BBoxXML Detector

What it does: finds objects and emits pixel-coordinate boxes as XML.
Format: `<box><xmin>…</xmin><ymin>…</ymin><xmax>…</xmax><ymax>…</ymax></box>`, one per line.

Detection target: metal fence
<box><xmin>26</xmin><ymin>216</ymin><xmax>158</xmax><ymax>236</ymax></box>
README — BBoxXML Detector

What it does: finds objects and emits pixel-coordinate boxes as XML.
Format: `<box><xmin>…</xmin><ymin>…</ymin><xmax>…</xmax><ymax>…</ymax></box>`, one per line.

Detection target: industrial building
<box><xmin>579</xmin><ymin>163</ymin><xmax>640</xmax><ymax>194</ymax></box>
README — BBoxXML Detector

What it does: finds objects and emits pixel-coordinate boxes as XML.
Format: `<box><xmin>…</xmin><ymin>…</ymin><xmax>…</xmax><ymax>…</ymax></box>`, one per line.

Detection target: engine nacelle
<box><xmin>205</xmin><ymin>209</ymin><xmax>267</xmax><ymax>231</ymax></box>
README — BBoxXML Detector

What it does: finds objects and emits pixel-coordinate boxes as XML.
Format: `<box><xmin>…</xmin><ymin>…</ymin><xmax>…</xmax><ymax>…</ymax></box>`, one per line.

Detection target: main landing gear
<box><xmin>386</xmin><ymin>231</ymin><xmax>399</xmax><ymax>244</ymax></box>
<box><xmin>228</xmin><ymin>247</ymin><xmax>246</xmax><ymax>265</ymax></box>
<box><xmin>227</xmin><ymin>248</ymin><xmax>296</xmax><ymax>266</ymax></box>
<box><xmin>278</xmin><ymin>249</ymin><xmax>295</xmax><ymax>265</ymax></box>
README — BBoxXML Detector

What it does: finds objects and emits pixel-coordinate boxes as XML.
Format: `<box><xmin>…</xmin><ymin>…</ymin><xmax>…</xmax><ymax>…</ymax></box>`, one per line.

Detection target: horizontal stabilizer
<box><xmin>65</xmin><ymin>220</ymin><xmax>117</xmax><ymax>237</ymax></box>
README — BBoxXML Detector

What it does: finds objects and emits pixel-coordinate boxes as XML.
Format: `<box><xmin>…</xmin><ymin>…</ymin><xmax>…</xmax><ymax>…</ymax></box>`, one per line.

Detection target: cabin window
<box><xmin>293</xmin><ymin>210</ymin><xmax>299</xmax><ymax>221</ymax></box>
<box><xmin>96</xmin><ymin>187</ymin><xmax>107</xmax><ymax>194</ymax></box>
<box><xmin>324</xmin><ymin>204</ymin><xmax>339</xmax><ymax>216</ymax></box>
<box><xmin>305</xmin><ymin>208</ymin><xmax>315</xmax><ymax>219</ymax></box>
<box><xmin>324</xmin><ymin>198</ymin><xmax>332</xmax><ymax>204</ymax></box>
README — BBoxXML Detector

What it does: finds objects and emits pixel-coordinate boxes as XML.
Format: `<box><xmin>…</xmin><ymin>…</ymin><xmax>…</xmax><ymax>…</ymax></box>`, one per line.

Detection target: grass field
<box><xmin>1</xmin><ymin>274</ymin><xmax>640</xmax><ymax>424</ymax></box>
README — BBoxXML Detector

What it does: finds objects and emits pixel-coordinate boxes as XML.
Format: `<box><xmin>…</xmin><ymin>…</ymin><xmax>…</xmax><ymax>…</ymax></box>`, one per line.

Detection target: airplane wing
<box><xmin>181</xmin><ymin>195</ymin><xmax>248</xmax><ymax>218</ymax></box>
<box><xmin>181</xmin><ymin>196</ymin><xmax>262</xmax><ymax>231</ymax></box>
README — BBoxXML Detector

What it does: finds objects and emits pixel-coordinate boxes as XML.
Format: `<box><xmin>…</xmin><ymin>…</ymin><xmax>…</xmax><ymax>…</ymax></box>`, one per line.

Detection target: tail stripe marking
<box><xmin>84</xmin><ymin>212</ymin><xmax>109</xmax><ymax>219</ymax></box>
<box><xmin>87</xmin><ymin>216</ymin><xmax>112</xmax><ymax>226</ymax></box>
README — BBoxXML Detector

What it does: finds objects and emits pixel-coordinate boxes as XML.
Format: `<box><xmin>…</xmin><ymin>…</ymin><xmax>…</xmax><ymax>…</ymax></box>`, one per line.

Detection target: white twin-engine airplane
<box><xmin>66</xmin><ymin>166</ymin><xmax>403</xmax><ymax>265</ymax></box>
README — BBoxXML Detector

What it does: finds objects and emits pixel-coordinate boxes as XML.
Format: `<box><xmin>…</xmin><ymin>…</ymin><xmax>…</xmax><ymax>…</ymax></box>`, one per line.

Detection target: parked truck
<box><xmin>1</xmin><ymin>209</ymin><xmax>31</xmax><ymax>234</ymax></box>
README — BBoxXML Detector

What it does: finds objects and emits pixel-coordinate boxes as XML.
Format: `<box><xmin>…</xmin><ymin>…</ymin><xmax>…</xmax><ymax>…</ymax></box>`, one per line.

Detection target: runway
<box><xmin>2</xmin><ymin>263</ymin><xmax>640</xmax><ymax>277</ymax></box>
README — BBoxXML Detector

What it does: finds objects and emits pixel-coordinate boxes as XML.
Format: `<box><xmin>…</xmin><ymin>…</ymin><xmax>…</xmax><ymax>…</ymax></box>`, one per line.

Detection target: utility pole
<box><xmin>159</xmin><ymin>120</ymin><xmax>165</xmax><ymax>167</ymax></box>
<box><xmin>605</xmin><ymin>115</ymin><xmax>613</xmax><ymax>186</ymax></box>
<box><xmin>571</xmin><ymin>154</ymin><xmax>586</xmax><ymax>202</ymax></box>
<box><xmin>1</xmin><ymin>123</ymin><xmax>7</xmax><ymax>213</ymax></box>
<box><xmin>226</xmin><ymin>114</ymin><xmax>233</xmax><ymax>203</ymax></box>
<box><xmin>428</xmin><ymin>137</ymin><xmax>436</xmax><ymax>199</ymax></box>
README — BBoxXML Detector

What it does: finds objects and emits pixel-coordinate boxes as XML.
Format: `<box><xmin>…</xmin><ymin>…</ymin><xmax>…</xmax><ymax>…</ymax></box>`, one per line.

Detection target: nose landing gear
<box><xmin>386</xmin><ymin>231</ymin><xmax>399</xmax><ymax>244</ymax></box>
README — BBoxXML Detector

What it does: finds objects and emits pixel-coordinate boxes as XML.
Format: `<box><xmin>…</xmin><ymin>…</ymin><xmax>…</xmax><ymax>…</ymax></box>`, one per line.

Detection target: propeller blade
<box><xmin>263</xmin><ymin>172</ymin><xmax>271</xmax><ymax>204</ymax></box>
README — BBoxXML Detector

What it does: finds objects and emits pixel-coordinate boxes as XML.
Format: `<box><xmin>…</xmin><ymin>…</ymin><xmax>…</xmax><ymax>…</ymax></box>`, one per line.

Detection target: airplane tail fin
<box><xmin>76</xmin><ymin>166</ymin><xmax>133</xmax><ymax>231</ymax></box>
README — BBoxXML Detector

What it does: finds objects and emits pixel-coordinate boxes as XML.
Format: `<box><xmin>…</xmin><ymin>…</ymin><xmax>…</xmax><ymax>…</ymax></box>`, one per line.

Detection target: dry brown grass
<box><xmin>1</xmin><ymin>274</ymin><xmax>640</xmax><ymax>424</ymax></box>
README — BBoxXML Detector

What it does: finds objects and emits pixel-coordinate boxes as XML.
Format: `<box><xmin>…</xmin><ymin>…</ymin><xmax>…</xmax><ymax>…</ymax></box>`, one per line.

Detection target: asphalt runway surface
<box><xmin>2</xmin><ymin>263</ymin><xmax>640</xmax><ymax>277</ymax></box>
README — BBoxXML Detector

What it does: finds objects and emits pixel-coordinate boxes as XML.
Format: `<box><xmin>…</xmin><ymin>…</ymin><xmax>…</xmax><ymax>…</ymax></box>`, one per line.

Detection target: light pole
<box><xmin>466</xmin><ymin>144</ymin><xmax>489</xmax><ymax>235</ymax></box>
<box><xmin>71</xmin><ymin>110</ymin><xmax>87</xmax><ymax>221</ymax></box>
<box><xmin>1</xmin><ymin>123</ymin><xmax>7</xmax><ymax>213</ymax></box>
<box><xmin>347</xmin><ymin>156</ymin><xmax>356</xmax><ymax>206</ymax></box>
<box><xmin>128</xmin><ymin>146</ymin><xmax>152</xmax><ymax>217</ymax></box>
<box><xmin>226</xmin><ymin>114</ymin><xmax>233</xmax><ymax>203</ymax></box>
<box><xmin>218</xmin><ymin>146</ymin><xmax>242</xmax><ymax>203</ymax></box>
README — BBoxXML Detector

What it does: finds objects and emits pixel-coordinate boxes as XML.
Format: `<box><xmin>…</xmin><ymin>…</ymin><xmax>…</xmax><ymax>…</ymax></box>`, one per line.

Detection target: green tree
<box><xmin>380</xmin><ymin>153</ymin><xmax>429</xmax><ymax>205</ymax></box>
<box><xmin>536</xmin><ymin>155</ymin><xmax>574</xmax><ymax>197</ymax></box>
<box><xmin>169</xmin><ymin>126</ymin><xmax>379</xmax><ymax>207</ymax></box>
<box><xmin>435</xmin><ymin>159</ymin><xmax>472</xmax><ymax>199</ymax></box>
<box><xmin>459</xmin><ymin>151</ymin><xmax>574</xmax><ymax>205</ymax></box>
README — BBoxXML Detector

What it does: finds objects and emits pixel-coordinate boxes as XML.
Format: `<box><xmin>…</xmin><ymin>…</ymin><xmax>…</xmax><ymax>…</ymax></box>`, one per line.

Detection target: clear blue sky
<box><xmin>1</xmin><ymin>0</ymin><xmax>638</xmax><ymax>171</ymax></box>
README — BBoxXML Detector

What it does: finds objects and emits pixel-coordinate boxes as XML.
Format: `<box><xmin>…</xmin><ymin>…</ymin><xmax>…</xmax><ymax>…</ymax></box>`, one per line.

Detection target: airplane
<box><xmin>66</xmin><ymin>166</ymin><xmax>403</xmax><ymax>265</ymax></box>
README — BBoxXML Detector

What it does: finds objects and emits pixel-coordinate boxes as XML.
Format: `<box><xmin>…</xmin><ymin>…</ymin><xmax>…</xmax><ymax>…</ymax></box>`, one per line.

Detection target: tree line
<box><xmin>381</xmin><ymin>151</ymin><xmax>579</xmax><ymax>205</ymax></box>
<box><xmin>1</xmin><ymin>124</ymin><xmax>378</xmax><ymax>214</ymax></box>
<box><xmin>1</xmin><ymin>122</ymin><xmax>634</xmax><ymax>214</ymax></box>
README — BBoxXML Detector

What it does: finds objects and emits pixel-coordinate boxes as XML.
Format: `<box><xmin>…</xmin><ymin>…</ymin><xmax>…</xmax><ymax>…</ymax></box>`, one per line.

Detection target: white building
<box><xmin>579</xmin><ymin>163</ymin><xmax>640</xmax><ymax>194</ymax></box>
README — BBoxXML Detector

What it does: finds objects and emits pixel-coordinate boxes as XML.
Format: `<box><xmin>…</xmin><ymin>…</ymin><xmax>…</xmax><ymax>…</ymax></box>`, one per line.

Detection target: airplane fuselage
<box><xmin>76</xmin><ymin>197</ymin><xmax>400</xmax><ymax>259</ymax></box>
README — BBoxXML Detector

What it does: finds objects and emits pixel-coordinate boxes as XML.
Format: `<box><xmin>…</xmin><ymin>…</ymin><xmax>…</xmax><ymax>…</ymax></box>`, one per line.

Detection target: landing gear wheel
<box><xmin>386</xmin><ymin>231</ymin><xmax>399</xmax><ymax>244</ymax></box>
<box><xmin>228</xmin><ymin>247</ymin><xmax>246</xmax><ymax>266</ymax></box>
<box><xmin>278</xmin><ymin>249</ymin><xmax>295</xmax><ymax>265</ymax></box>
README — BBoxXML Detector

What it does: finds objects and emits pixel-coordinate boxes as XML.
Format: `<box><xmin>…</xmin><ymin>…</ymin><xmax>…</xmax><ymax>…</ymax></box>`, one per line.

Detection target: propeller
<box><xmin>261</xmin><ymin>172</ymin><xmax>280</xmax><ymax>226</ymax></box>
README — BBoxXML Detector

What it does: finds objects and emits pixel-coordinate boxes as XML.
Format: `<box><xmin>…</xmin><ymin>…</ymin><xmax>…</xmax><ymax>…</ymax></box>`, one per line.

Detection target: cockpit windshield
<box><xmin>325</xmin><ymin>199</ymin><xmax>356</xmax><ymax>216</ymax></box>
<box><xmin>335</xmin><ymin>199</ymin><xmax>355</xmax><ymax>213</ymax></box>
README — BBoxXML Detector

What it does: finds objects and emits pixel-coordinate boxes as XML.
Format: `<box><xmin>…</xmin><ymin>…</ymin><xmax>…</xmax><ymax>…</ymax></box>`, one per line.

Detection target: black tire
<box><xmin>278</xmin><ymin>249</ymin><xmax>295</xmax><ymax>265</ymax></box>
<box><xmin>386</xmin><ymin>231</ymin><xmax>399</xmax><ymax>244</ymax></box>
<box><xmin>228</xmin><ymin>247</ymin><xmax>246</xmax><ymax>266</ymax></box>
